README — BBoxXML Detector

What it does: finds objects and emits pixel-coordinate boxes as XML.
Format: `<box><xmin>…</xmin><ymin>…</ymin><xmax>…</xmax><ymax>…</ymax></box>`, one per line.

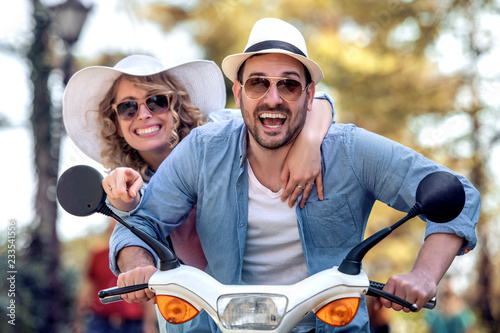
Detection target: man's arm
<box><xmin>116</xmin><ymin>246</ymin><xmax>158</xmax><ymax>303</ymax></box>
<box><xmin>376</xmin><ymin>233</ymin><xmax>463</xmax><ymax>312</ymax></box>
<box><xmin>346</xmin><ymin>127</ymin><xmax>480</xmax><ymax>312</ymax></box>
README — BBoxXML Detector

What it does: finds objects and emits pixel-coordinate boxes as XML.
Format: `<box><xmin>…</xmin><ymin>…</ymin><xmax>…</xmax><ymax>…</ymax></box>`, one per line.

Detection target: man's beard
<box><xmin>241</xmin><ymin>97</ymin><xmax>308</xmax><ymax>150</ymax></box>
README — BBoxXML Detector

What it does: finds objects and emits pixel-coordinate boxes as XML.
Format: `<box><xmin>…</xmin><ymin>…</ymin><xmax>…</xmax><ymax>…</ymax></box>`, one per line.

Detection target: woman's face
<box><xmin>114</xmin><ymin>78</ymin><xmax>175</xmax><ymax>164</ymax></box>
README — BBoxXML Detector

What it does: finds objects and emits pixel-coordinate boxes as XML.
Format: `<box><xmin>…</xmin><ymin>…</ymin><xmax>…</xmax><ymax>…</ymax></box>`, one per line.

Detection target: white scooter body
<box><xmin>149</xmin><ymin>265</ymin><xmax>368</xmax><ymax>332</ymax></box>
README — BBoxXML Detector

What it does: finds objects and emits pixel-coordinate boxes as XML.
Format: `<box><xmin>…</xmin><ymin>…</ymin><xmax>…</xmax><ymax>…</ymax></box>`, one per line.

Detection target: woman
<box><xmin>63</xmin><ymin>54</ymin><xmax>332</xmax><ymax>331</ymax></box>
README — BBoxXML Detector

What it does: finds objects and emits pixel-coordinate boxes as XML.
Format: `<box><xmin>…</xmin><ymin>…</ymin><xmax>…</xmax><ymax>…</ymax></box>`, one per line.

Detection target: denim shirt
<box><xmin>110</xmin><ymin>120</ymin><xmax>480</xmax><ymax>332</ymax></box>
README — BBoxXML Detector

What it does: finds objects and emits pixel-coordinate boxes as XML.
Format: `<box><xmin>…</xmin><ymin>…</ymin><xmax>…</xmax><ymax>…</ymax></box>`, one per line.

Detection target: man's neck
<box><xmin>247</xmin><ymin>137</ymin><xmax>291</xmax><ymax>192</ymax></box>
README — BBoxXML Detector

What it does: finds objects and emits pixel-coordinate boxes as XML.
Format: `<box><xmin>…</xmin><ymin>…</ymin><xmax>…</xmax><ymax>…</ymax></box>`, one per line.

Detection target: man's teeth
<box><xmin>136</xmin><ymin>126</ymin><xmax>160</xmax><ymax>135</ymax></box>
<box><xmin>259</xmin><ymin>113</ymin><xmax>286</xmax><ymax>119</ymax></box>
<box><xmin>259</xmin><ymin>113</ymin><xmax>285</xmax><ymax>129</ymax></box>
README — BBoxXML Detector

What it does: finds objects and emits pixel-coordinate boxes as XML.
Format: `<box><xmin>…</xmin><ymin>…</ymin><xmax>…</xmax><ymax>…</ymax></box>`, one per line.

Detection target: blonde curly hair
<box><xmin>97</xmin><ymin>72</ymin><xmax>208</xmax><ymax>181</ymax></box>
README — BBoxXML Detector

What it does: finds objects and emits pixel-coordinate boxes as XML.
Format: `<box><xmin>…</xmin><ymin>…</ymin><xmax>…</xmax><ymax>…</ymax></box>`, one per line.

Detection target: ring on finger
<box><xmin>109</xmin><ymin>185</ymin><xmax>116</xmax><ymax>191</ymax></box>
<box><xmin>307</xmin><ymin>183</ymin><xmax>315</xmax><ymax>187</ymax></box>
<box><xmin>297</xmin><ymin>185</ymin><xmax>306</xmax><ymax>190</ymax></box>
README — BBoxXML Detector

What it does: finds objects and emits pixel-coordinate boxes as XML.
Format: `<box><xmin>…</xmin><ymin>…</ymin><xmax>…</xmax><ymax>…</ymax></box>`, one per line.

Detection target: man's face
<box><xmin>233</xmin><ymin>53</ymin><xmax>315</xmax><ymax>150</ymax></box>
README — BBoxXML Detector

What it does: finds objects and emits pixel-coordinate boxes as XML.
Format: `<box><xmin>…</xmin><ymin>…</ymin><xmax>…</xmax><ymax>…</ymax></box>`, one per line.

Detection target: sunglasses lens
<box><xmin>114</xmin><ymin>95</ymin><xmax>170</xmax><ymax>120</ymax></box>
<box><xmin>146</xmin><ymin>95</ymin><xmax>170</xmax><ymax>113</ymax></box>
<box><xmin>277</xmin><ymin>79</ymin><xmax>302</xmax><ymax>101</ymax></box>
<box><xmin>244</xmin><ymin>77</ymin><xmax>271</xmax><ymax>99</ymax></box>
<box><xmin>244</xmin><ymin>77</ymin><xmax>303</xmax><ymax>101</ymax></box>
<box><xmin>116</xmin><ymin>101</ymin><xmax>139</xmax><ymax>120</ymax></box>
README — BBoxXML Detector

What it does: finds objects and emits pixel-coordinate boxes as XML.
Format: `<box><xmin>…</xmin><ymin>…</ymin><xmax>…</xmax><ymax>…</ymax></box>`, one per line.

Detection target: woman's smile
<box><xmin>135</xmin><ymin>124</ymin><xmax>162</xmax><ymax>136</ymax></box>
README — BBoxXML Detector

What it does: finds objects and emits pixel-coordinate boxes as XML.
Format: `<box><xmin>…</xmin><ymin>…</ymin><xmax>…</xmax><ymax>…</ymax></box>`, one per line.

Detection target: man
<box><xmin>110</xmin><ymin>18</ymin><xmax>480</xmax><ymax>332</ymax></box>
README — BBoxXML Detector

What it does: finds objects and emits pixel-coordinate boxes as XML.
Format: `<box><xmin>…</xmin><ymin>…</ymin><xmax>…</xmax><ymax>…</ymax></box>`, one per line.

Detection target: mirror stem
<box><xmin>338</xmin><ymin>204</ymin><xmax>422</xmax><ymax>275</ymax></box>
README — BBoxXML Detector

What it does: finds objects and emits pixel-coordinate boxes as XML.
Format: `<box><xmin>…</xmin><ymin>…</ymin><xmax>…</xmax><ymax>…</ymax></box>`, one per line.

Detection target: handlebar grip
<box><xmin>100</xmin><ymin>295</ymin><xmax>123</xmax><ymax>304</ymax></box>
<box><xmin>98</xmin><ymin>283</ymin><xmax>149</xmax><ymax>301</ymax></box>
<box><xmin>368</xmin><ymin>281</ymin><xmax>436</xmax><ymax>310</ymax></box>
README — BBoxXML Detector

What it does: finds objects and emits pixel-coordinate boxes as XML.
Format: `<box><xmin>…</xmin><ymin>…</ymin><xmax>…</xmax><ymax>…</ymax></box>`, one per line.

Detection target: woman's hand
<box><xmin>102</xmin><ymin>167</ymin><xmax>143</xmax><ymax>211</ymax></box>
<box><xmin>281</xmin><ymin>137</ymin><xmax>323</xmax><ymax>209</ymax></box>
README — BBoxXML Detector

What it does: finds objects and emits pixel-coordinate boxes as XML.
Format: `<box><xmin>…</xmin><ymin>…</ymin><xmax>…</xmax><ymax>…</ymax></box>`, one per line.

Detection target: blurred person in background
<box><xmin>73</xmin><ymin>219</ymin><xmax>158</xmax><ymax>333</ymax></box>
<box><xmin>425</xmin><ymin>277</ymin><xmax>476</xmax><ymax>333</ymax></box>
<box><xmin>367</xmin><ymin>296</ymin><xmax>391</xmax><ymax>333</ymax></box>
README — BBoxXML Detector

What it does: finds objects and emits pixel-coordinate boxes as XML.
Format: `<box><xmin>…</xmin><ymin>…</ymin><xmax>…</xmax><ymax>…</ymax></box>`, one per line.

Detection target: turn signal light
<box><xmin>315</xmin><ymin>297</ymin><xmax>360</xmax><ymax>327</ymax></box>
<box><xmin>157</xmin><ymin>295</ymin><xmax>199</xmax><ymax>324</ymax></box>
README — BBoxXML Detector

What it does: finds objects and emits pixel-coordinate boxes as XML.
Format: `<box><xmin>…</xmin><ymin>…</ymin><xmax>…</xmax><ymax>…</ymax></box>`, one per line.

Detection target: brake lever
<box><xmin>367</xmin><ymin>281</ymin><xmax>436</xmax><ymax>312</ymax></box>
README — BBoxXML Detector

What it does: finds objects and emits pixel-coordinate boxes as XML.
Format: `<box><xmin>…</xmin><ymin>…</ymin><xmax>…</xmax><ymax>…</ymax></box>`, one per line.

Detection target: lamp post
<box><xmin>50</xmin><ymin>0</ymin><xmax>92</xmax><ymax>84</ymax></box>
<box><xmin>24</xmin><ymin>0</ymin><xmax>91</xmax><ymax>332</ymax></box>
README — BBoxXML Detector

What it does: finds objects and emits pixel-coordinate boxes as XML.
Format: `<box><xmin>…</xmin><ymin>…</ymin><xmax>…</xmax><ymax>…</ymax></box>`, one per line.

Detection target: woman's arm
<box><xmin>281</xmin><ymin>93</ymin><xmax>334</xmax><ymax>208</ymax></box>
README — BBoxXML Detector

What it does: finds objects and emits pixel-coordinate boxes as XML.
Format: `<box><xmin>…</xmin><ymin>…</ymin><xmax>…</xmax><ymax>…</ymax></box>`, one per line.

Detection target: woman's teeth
<box><xmin>136</xmin><ymin>125</ymin><xmax>160</xmax><ymax>135</ymax></box>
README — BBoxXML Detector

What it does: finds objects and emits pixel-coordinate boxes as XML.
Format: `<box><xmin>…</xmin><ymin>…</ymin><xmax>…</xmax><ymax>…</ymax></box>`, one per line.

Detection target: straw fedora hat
<box><xmin>222</xmin><ymin>18</ymin><xmax>323</xmax><ymax>84</ymax></box>
<box><xmin>63</xmin><ymin>54</ymin><xmax>226</xmax><ymax>163</ymax></box>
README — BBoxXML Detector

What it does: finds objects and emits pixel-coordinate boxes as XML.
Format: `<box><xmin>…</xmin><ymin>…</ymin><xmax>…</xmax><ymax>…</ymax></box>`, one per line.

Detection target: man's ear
<box><xmin>232</xmin><ymin>80</ymin><xmax>242</xmax><ymax>109</ymax></box>
<box><xmin>306</xmin><ymin>82</ymin><xmax>316</xmax><ymax>111</ymax></box>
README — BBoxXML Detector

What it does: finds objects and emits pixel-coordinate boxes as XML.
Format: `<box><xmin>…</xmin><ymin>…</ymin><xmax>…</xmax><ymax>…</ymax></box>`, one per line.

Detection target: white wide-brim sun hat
<box><xmin>63</xmin><ymin>54</ymin><xmax>226</xmax><ymax>163</ymax></box>
<box><xmin>222</xmin><ymin>18</ymin><xmax>324</xmax><ymax>84</ymax></box>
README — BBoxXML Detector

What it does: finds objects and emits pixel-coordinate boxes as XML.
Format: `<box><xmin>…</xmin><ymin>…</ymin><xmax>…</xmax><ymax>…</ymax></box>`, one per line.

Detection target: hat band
<box><xmin>245</xmin><ymin>40</ymin><xmax>307</xmax><ymax>58</ymax></box>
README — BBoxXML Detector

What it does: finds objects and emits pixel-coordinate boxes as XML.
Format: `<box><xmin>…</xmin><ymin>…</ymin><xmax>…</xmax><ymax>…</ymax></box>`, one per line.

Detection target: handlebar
<box><xmin>98</xmin><ymin>280</ymin><xmax>437</xmax><ymax>312</ymax></box>
<box><xmin>368</xmin><ymin>280</ymin><xmax>436</xmax><ymax>311</ymax></box>
<box><xmin>98</xmin><ymin>283</ymin><xmax>149</xmax><ymax>304</ymax></box>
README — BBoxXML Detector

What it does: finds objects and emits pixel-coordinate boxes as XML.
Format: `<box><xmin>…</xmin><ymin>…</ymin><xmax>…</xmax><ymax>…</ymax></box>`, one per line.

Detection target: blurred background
<box><xmin>0</xmin><ymin>0</ymin><xmax>499</xmax><ymax>332</ymax></box>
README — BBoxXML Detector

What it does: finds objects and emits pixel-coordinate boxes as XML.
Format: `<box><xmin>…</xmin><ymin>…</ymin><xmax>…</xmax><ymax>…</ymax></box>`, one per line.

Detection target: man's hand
<box><xmin>374</xmin><ymin>233</ymin><xmax>464</xmax><ymax>312</ymax></box>
<box><xmin>102</xmin><ymin>167</ymin><xmax>143</xmax><ymax>211</ymax></box>
<box><xmin>117</xmin><ymin>265</ymin><xmax>157</xmax><ymax>303</ymax></box>
<box><xmin>375</xmin><ymin>271</ymin><xmax>437</xmax><ymax>312</ymax></box>
<box><xmin>116</xmin><ymin>246</ymin><xmax>157</xmax><ymax>303</ymax></box>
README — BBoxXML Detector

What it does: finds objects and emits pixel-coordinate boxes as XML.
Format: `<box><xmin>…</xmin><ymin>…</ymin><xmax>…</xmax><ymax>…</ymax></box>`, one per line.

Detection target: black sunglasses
<box><xmin>112</xmin><ymin>94</ymin><xmax>171</xmax><ymax>120</ymax></box>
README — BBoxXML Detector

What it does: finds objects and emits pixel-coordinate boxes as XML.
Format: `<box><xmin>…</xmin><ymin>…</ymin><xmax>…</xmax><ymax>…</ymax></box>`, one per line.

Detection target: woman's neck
<box><xmin>140</xmin><ymin>148</ymin><xmax>172</xmax><ymax>172</ymax></box>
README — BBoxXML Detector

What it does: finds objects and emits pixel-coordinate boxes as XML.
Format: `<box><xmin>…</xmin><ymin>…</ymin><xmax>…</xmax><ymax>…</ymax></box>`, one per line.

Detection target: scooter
<box><xmin>56</xmin><ymin>165</ymin><xmax>465</xmax><ymax>332</ymax></box>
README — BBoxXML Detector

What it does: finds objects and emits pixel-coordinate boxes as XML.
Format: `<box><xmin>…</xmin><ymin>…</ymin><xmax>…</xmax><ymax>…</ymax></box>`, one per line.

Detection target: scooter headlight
<box><xmin>218</xmin><ymin>294</ymin><xmax>287</xmax><ymax>330</ymax></box>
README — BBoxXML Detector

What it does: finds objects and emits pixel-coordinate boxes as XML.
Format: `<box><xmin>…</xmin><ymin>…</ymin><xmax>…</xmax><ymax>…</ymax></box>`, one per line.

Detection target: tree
<box><xmin>423</xmin><ymin>1</ymin><xmax>500</xmax><ymax>331</ymax></box>
<box><xmin>24</xmin><ymin>0</ymin><xmax>65</xmax><ymax>331</ymax></box>
<box><xmin>0</xmin><ymin>1</ymin><xmax>69</xmax><ymax>332</ymax></box>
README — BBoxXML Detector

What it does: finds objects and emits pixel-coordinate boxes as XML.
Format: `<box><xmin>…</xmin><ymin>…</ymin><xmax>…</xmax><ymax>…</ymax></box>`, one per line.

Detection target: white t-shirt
<box><xmin>242</xmin><ymin>162</ymin><xmax>315</xmax><ymax>332</ymax></box>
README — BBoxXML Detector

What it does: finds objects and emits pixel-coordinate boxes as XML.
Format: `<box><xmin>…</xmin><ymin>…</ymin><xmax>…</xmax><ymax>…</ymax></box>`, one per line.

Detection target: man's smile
<box><xmin>259</xmin><ymin>112</ymin><xmax>286</xmax><ymax>129</ymax></box>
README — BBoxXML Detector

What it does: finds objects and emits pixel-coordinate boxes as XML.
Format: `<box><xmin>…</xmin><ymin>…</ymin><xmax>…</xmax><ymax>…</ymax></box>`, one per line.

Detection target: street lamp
<box><xmin>50</xmin><ymin>0</ymin><xmax>92</xmax><ymax>47</ymax></box>
<box><xmin>50</xmin><ymin>0</ymin><xmax>92</xmax><ymax>84</ymax></box>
